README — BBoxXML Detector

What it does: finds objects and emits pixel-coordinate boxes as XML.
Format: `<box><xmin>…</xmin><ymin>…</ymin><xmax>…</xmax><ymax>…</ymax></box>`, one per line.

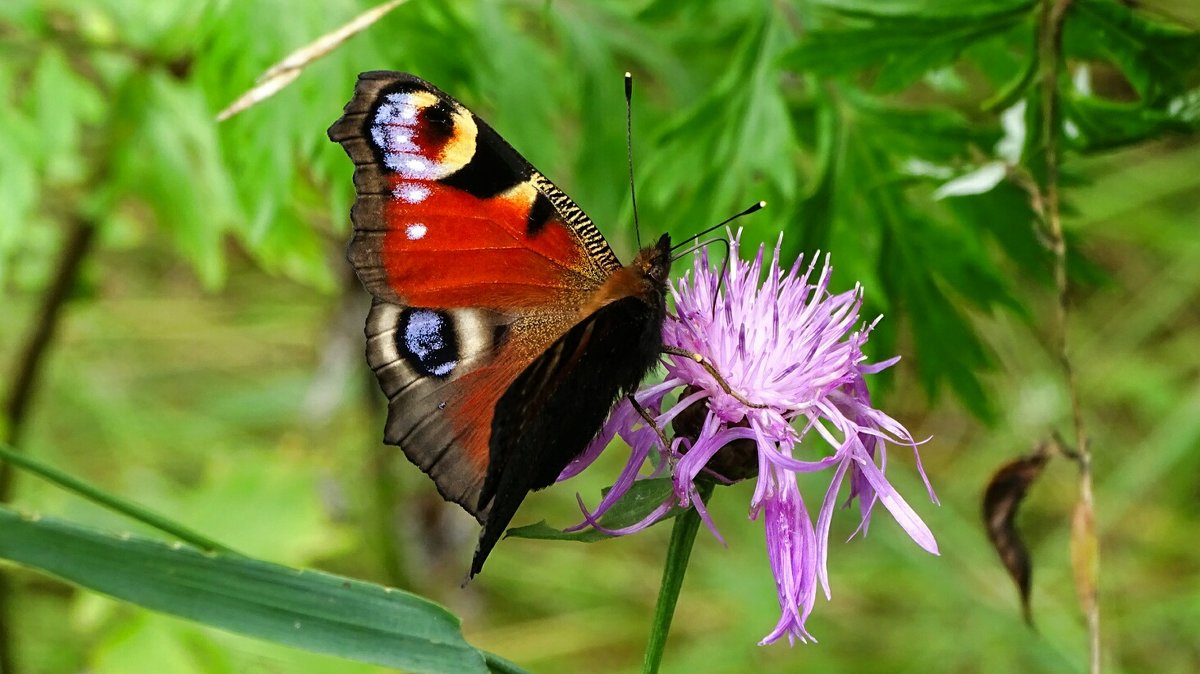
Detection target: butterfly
<box><xmin>327</xmin><ymin>72</ymin><xmax>671</xmax><ymax>577</ymax></box>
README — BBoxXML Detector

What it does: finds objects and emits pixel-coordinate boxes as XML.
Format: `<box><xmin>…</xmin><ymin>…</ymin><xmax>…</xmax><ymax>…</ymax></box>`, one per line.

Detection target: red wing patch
<box><xmin>328</xmin><ymin>71</ymin><xmax>621</xmax><ymax>311</ymax></box>
<box><xmin>365</xmin><ymin>180</ymin><xmax>596</xmax><ymax>309</ymax></box>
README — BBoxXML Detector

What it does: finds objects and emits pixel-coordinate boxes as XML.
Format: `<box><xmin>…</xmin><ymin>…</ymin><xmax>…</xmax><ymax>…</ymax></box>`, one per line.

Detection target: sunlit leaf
<box><xmin>933</xmin><ymin>162</ymin><xmax>1008</xmax><ymax>199</ymax></box>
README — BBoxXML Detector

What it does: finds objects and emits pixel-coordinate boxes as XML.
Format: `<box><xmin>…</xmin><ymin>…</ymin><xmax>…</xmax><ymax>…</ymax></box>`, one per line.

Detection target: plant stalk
<box><xmin>0</xmin><ymin>216</ymin><xmax>96</xmax><ymax>674</ymax></box>
<box><xmin>1036</xmin><ymin>1</ymin><xmax>1100</xmax><ymax>671</ymax></box>
<box><xmin>641</xmin><ymin>481</ymin><xmax>713</xmax><ymax>674</ymax></box>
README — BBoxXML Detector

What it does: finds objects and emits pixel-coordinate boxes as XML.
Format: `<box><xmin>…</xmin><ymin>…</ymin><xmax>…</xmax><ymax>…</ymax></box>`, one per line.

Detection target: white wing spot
<box><xmin>394</xmin><ymin>183</ymin><xmax>430</xmax><ymax>203</ymax></box>
<box><xmin>372</xmin><ymin>93</ymin><xmax>441</xmax><ymax>179</ymax></box>
<box><xmin>406</xmin><ymin>223</ymin><xmax>427</xmax><ymax>240</ymax></box>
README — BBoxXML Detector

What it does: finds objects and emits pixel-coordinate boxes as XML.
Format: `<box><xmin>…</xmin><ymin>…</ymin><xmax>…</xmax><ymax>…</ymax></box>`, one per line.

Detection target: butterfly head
<box><xmin>634</xmin><ymin>232</ymin><xmax>673</xmax><ymax>288</ymax></box>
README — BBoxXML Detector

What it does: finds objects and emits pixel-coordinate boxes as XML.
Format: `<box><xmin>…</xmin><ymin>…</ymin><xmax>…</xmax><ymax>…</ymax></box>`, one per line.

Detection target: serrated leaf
<box><xmin>982</xmin><ymin>51</ymin><xmax>1039</xmax><ymax>112</ymax></box>
<box><xmin>792</xmin><ymin>102</ymin><xmax>839</xmax><ymax>256</ymax></box>
<box><xmin>1063</xmin><ymin>92</ymin><xmax>1196</xmax><ymax>151</ymax></box>
<box><xmin>0</xmin><ymin>508</ymin><xmax>491</xmax><ymax>674</ymax></box>
<box><xmin>780</xmin><ymin>6</ymin><xmax>1033</xmax><ymax>92</ymax></box>
<box><xmin>1065</xmin><ymin>0</ymin><xmax>1200</xmax><ymax>105</ymax></box>
<box><xmin>29</xmin><ymin>47</ymin><xmax>102</xmax><ymax>185</ymax></box>
<box><xmin>506</xmin><ymin>477</ymin><xmax>680</xmax><ymax>543</ymax></box>
<box><xmin>839</xmin><ymin>120</ymin><xmax>1007</xmax><ymax>418</ymax></box>
<box><xmin>100</xmin><ymin>72</ymin><xmax>244</xmax><ymax>288</ymax></box>
<box><xmin>851</xmin><ymin>93</ymin><xmax>1000</xmax><ymax>161</ymax></box>
<box><xmin>938</xmin><ymin>182</ymin><xmax>1049</xmax><ymax>290</ymax></box>
<box><xmin>982</xmin><ymin>445</ymin><xmax>1050</xmax><ymax>624</ymax></box>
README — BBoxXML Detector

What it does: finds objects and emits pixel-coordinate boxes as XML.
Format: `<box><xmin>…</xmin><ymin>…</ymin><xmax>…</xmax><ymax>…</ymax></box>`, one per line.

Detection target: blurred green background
<box><xmin>2</xmin><ymin>0</ymin><xmax>1198</xmax><ymax>672</ymax></box>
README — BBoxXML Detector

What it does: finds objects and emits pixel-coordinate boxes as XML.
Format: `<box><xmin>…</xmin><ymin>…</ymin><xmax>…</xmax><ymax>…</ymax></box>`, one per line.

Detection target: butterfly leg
<box><xmin>660</xmin><ymin>346</ymin><xmax>767</xmax><ymax>409</ymax></box>
<box><xmin>628</xmin><ymin>395</ymin><xmax>671</xmax><ymax>453</ymax></box>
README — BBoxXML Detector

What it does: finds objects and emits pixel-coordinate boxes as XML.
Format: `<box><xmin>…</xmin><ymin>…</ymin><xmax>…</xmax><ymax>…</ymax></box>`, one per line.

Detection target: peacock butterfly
<box><xmin>328</xmin><ymin>72</ymin><xmax>670</xmax><ymax>577</ymax></box>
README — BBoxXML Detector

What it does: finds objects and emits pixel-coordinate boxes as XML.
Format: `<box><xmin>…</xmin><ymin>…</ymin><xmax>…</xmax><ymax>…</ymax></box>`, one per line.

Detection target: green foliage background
<box><xmin>1</xmin><ymin>0</ymin><xmax>1198</xmax><ymax>672</ymax></box>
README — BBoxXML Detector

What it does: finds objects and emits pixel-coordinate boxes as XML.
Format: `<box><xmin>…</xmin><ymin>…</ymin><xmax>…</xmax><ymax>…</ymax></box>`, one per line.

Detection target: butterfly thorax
<box><xmin>578</xmin><ymin>233</ymin><xmax>672</xmax><ymax>319</ymax></box>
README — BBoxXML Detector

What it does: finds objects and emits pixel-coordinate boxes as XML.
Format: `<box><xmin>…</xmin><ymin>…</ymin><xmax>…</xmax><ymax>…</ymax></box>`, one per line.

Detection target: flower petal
<box><xmin>852</xmin><ymin>451</ymin><xmax>939</xmax><ymax>555</ymax></box>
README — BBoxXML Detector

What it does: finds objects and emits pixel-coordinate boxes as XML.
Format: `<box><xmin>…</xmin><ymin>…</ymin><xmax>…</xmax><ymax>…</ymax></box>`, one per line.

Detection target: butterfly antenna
<box><xmin>670</xmin><ymin>200</ymin><xmax>764</xmax><ymax>314</ymax></box>
<box><xmin>671</xmin><ymin>236</ymin><xmax>731</xmax><ymax>315</ymax></box>
<box><xmin>669</xmin><ymin>200</ymin><xmax>766</xmax><ymax>253</ymax></box>
<box><xmin>625</xmin><ymin>71</ymin><xmax>642</xmax><ymax>249</ymax></box>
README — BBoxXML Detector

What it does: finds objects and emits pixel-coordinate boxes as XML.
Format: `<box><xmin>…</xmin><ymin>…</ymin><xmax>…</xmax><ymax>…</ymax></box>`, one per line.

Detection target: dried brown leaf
<box><xmin>216</xmin><ymin>0</ymin><xmax>408</xmax><ymax>122</ymax></box>
<box><xmin>982</xmin><ymin>443</ymin><xmax>1051</xmax><ymax>624</ymax></box>
<box><xmin>1071</xmin><ymin>496</ymin><xmax>1098</xmax><ymax>617</ymax></box>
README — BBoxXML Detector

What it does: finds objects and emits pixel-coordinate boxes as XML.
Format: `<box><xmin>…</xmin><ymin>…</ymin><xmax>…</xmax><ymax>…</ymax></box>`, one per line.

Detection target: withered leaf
<box><xmin>982</xmin><ymin>444</ymin><xmax>1051</xmax><ymax>625</ymax></box>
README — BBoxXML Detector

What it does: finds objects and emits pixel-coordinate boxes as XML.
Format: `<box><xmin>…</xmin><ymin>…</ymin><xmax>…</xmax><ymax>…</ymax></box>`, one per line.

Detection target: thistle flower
<box><xmin>560</xmin><ymin>230</ymin><xmax>939</xmax><ymax>645</ymax></box>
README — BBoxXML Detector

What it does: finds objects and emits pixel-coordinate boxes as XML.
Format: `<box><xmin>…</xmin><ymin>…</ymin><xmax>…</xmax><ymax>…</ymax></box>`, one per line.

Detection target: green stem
<box><xmin>0</xmin><ymin>443</ymin><xmax>234</xmax><ymax>554</ymax></box>
<box><xmin>641</xmin><ymin>481</ymin><xmax>714</xmax><ymax>674</ymax></box>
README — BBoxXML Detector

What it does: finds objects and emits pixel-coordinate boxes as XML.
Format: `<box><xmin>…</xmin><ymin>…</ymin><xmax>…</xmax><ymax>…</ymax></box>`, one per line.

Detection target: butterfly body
<box><xmin>328</xmin><ymin>72</ymin><xmax>670</xmax><ymax>576</ymax></box>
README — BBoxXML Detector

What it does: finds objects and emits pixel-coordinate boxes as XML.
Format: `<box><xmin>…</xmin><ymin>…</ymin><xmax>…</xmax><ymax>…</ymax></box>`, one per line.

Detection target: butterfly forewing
<box><xmin>329</xmin><ymin>71</ymin><xmax>621</xmax><ymax>309</ymax></box>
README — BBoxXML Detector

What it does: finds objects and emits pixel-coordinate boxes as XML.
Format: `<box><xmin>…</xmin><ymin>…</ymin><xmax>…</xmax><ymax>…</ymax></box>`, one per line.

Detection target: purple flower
<box><xmin>560</xmin><ymin>230</ymin><xmax>939</xmax><ymax>645</ymax></box>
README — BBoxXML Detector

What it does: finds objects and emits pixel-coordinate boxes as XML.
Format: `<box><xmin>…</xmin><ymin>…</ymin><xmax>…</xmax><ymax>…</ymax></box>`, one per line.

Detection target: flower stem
<box><xmin>641</xmin><ymin>481</ymin><xmax>714</xmax><ymax>674</ymax></box>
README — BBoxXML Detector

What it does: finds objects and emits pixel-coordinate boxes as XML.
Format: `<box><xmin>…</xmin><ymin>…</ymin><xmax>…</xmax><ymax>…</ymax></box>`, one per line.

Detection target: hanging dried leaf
<box><xmin>1071</xmin><ymin>492</ymin><xmax>1098</xmax><ymax>619</ymax></box>
<box><xmin>216</xmin><ymin>0</ymin><xmax>409</xmax><ymax>122</ymax></box>
<box><xmin>982</xmin><ymin>443</ymin><xmax>1051</xmax><ymax>624</ymax></box>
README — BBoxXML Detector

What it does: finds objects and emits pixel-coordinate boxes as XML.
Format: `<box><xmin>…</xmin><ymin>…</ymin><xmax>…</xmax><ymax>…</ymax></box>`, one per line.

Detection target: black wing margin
<box><xmin>470</xmin><ymin>295</ymin><xmax>666</xmax><ymax>577</ymax></box>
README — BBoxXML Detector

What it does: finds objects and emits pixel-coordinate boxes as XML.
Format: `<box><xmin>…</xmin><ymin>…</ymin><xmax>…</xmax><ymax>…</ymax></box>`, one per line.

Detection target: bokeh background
<box><xmin>2</xmin><ymin>1</ymin><xmax>1198</xmax><ymax>672</ymax></box>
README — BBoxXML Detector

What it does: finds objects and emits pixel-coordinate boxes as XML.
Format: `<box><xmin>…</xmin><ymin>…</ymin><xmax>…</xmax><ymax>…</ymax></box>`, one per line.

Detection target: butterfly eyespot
<box><xmin>397</xmin><ymin>308</ymin><xmax>459</xmax><ymax>378</ymax></box>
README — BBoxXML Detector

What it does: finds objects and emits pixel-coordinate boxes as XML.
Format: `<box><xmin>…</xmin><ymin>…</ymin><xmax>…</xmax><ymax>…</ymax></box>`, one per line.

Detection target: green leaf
<box><xmin>1066</xmin><ymin>0</ymin><xmax>1200</xmax><ymax>105</ymax></box>
<box><xmin>780</xmin><ymin>4</ymin><xmax>1033</xmax><ymax>92</ymax></box>
<box><xmin>0</xmin><ymin>508</ymin><xmax>491</xmax><ymax>674</ymax></box>
<box><xmin>837</xmin><ymin>122</ymin><xmax>1004</xmax><ymax>419</ymax></box>
<box><xmin>103</xmin><ymin>72</ymin><xmax>242</xmax><ymax>288</ymax></box>
<box><xmin>850</xmin><ymin>93</ymin><xmax>1000</xmax><ymax>160</ymax></box>
<box><xmin>506</xmin><ymin>477</ymin><xmax>680</xmax><ymax>543</ymax></box>
<box><xmin>792</xmin><ymin>100</ymin><xmax>840</xmax><ymax>255</ymax></box>
<box><xmin>1063</xmin><ymin>92</ymin><xmax>1197</xmax><ymax>152</ymax></box>
<box><xmin>811</xmin><ymin>0</ymin><xmax>1034</xmax><ymax>20</ymax></box>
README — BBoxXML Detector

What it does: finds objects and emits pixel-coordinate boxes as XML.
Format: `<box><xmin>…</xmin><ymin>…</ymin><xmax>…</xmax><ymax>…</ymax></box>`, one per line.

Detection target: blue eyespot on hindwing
<box><xmin>398</xmin><ymin>309</ymin><xmax>458</xmax><ymax>378</ymax></box>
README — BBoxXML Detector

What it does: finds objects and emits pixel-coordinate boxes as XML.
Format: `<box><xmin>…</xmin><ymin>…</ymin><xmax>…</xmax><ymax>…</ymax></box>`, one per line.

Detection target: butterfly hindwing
<box><xmin>365</xmin><ymin>300</ymin><xmax>512</xmax><ymax>515</ymax></box>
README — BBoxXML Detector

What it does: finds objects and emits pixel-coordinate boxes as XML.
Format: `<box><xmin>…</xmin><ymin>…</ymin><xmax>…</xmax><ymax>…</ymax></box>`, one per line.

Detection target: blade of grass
<box><xmin>0</xmin><ymin>508</ymin><xmax>504</xmax><ymax>674</ymax></box>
